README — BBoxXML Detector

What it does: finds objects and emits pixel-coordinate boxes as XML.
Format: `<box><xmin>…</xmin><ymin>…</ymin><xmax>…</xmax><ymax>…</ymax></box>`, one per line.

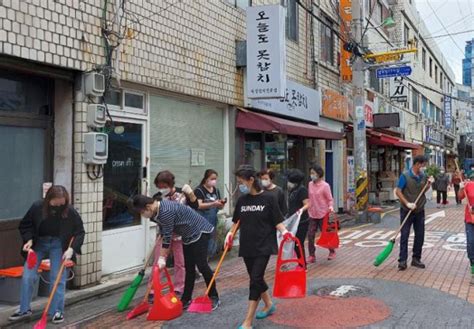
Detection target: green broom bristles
<box><xmin>373</xmin><ymin>240</ymin><xmax>395</xmax><ymax>267</ymax></box>
<box><xmin>117</xmin><ymin>272</ymin><xmax>144</xmax><ymax>312</ymax></box>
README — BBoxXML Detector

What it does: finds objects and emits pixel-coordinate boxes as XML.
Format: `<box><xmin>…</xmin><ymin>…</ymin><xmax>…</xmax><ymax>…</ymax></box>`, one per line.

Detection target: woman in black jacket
<box><xmin>9</xmin><ymin>186</ymin><xmax>85</xmax><ymax>324</ymax></box>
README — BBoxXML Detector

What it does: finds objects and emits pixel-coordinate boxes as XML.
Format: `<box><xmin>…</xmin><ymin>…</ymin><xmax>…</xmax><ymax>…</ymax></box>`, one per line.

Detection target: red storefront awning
<box><xmin>367</xmin><ymin>130</ymin><xmax>420</xmax><ymax>149</ymax></box>
<box><xmin>236</xmin><ymin>110</ymin><xmax>343</xmax><ymax>140</ymax></box>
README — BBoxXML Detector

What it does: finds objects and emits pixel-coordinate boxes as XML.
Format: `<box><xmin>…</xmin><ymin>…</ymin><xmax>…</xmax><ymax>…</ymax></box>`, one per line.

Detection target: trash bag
<box><xmin>277</xmin><ymin>209</ymin><xmax>303</xmax><ymax>260</ymax></box>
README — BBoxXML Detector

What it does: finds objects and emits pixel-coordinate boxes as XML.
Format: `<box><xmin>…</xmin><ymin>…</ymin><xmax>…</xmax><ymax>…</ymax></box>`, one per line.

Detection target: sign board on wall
<box><xmin>365</xmin><ymin>100</ymin><xmax>374</xmax><ymax>127</ymax></box>
<box><xmin>322</xmin><ymin>89</ymin><xmax>349</xmax><ymax>122</ymax></box>
<box><xmin>339</xmin><ymin>0</ymin><xmax>352</xmax><ymax>82</ymax></box>
<box><xmin>389</xmin><ymin>77</ymin><xmax>408</xmax><ymax>102</ymax></box>
<box><xmin>246</xmin><ymin>5</ymin><xmax>286</xmax><ymax>99</ymax></box>
<box><xmin>246</xmin><ymin>79</ymin><xmax>321</xmax><ymax>123</ymax></box>
<box><xmin>444</xmin><ymin>96</ymin><xmax>452</xmax><ymax>130</ymax></box>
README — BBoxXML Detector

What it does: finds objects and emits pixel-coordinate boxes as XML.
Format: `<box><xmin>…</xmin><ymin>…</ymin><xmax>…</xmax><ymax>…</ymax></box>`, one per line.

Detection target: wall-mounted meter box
<box><xmin>84</xmin><ymin>72</ymin><xmax>105</xmax><ymax>97</ymax></box>
<box><xmin>84</xmin><ymin>132</ymin><xmax>108</xmax><ymax>164</ymax></box>
<box><xmin>87</xmin><ymin>104</ymin><xmax>107</xmax><ymax>128</ymax></box>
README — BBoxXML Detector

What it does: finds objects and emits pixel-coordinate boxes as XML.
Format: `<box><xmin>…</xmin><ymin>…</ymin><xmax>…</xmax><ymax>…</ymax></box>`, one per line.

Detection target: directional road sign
<box><xmin>376</xmin><ymin>66</ymin><xmax>412</xmax><ymax>79</ymax></box>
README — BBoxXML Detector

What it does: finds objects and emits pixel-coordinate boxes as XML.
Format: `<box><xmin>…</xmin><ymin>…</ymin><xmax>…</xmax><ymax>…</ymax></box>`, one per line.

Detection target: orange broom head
<box><xmin>33</xmin><ymin>314</ymin><xmax>47</xmax><ymax>329</ymax></box>
<box><xmin>187</xmin><ymin>295</ymin><xmax>212</xmax><ymax>313</ymax></box>
<box><xmin>126</xmin><ymin>301</ymin><xmax>150</xmax><ymax>320</ymax></box>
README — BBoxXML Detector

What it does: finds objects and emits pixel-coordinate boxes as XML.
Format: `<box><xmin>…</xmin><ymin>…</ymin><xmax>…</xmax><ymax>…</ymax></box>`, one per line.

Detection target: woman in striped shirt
<box><xmin>132</xmin><ymin>195</ymin><xmax>220</xmax><ymax>310</ymax></box>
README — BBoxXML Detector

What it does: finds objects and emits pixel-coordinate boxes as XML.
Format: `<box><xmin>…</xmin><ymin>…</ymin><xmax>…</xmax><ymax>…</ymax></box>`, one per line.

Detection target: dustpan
<box><xmin>273</xmin><ymin>234</ymin><xmax>306</xmax><ymax>298</ymax></box>
<box><xmin>147</xmin><ymin>265</ymin><xmax>182</xmax><ymax>321</ymax></box>
<box><xmin>316</xmin><ymin>213</ymin><xmax>340</xmax><ymax>249</ymax></box>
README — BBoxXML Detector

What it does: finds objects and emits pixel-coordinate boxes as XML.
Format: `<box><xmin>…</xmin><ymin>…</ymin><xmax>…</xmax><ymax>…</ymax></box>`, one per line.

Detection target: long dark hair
<box><xmin>130</xmin><ymin>194</ymin><xmax>155</xmax><ymax>214</ymax></box>
<box><xmin>43</xmin><ymin>185</ymin><xmax>70</xmax><ymax>218</ymax></box>
<box><xmin>234</xmin><ymin>164</ymin><xmax>262</xmax><ymax>192</ymax></box>
<box><xmin>200</xmin><ymin>169</ymin><xmax>218</xmax><ymax>186</ymax></box>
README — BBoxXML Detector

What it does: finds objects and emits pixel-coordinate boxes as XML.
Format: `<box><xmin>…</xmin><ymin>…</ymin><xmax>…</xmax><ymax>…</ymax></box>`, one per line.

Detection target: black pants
<box><xmin>243</xmin><ymin>256</ymin><xmax>270</xmax><ymax>301</ymax></box>
<box><xmin>295</xmin><ymin>221</ymin><xmax>309</xmax><ymax>267</ymax></box>
<box><xmin>399</xmin><ymin>208</ymin><xmax>425</xmax><ymax>262</ymax></box>
<box><xmin>181</xmin><ymin>233</ymin><xmax>218</xmax><ymax>302</ymax></box>
<box><xmin>454</xmin><ymin>184</ymin><xmax>461</xmax><ymax>204</ymax></box>
<box><xmin>436</xmin><ymin>190</ymin><xmax>447</xmax><ymax>205</ymax></box>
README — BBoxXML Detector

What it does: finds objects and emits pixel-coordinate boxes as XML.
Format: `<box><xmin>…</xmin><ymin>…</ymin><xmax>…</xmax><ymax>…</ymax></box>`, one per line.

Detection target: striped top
<box><xmin>152</xmin><ymin>199</ymin><xmax>214</xmax><ymax>248</ymax></box>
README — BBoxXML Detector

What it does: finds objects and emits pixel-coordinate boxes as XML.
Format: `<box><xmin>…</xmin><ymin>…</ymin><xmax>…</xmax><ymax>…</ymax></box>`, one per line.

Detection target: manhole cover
<box><xmin>314</xmin><ymin>284</ymin><xmax>371</xmax><ymax>298</ymax></box>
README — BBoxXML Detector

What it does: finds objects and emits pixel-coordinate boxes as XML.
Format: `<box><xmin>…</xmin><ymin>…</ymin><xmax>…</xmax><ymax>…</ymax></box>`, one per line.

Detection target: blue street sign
<box><xmin>376</xmin><ymin>66</ymin><xmax>412</xmax><ymax>79</ymax></box>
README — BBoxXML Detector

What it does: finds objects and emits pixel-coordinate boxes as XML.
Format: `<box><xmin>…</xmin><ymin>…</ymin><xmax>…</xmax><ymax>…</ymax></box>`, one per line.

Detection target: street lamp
<box><xmin>368</xmin><ymin>17</ymin><xmax>396</xmax><ymax>31</ymax></box>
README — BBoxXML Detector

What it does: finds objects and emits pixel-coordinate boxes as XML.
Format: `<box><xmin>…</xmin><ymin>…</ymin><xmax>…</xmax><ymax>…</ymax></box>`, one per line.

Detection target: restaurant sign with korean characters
<box><xmin>246</xmin><ymin>5</ymin><xmax>286</xmax><ymax>99</ymax></box>
<box><xmin>321</xmin><ymin>89</ymin><xmax>349</xmax><ymax>122</ymax></box>
<box><xmin>246</xmin><ymin>79</ymin><xmax>321</xmax><ymax>123</ymax></box>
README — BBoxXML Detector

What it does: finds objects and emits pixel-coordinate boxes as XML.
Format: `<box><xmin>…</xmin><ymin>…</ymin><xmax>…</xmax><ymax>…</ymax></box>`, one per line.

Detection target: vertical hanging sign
<box><xmin>246</xmin><ymin>5</ymin><xmax>286</xmax><ymax>99</ymax></box>
<box><xmin>340</xmin><ymin>0</ymin><xmax>352</xmax><ymax>82</ymax></box>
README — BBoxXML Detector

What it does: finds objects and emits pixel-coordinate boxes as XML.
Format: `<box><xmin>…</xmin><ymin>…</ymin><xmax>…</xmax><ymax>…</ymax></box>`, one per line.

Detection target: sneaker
<box><xmin>328</xmin><ymin>250</ymin><xmax>336</xmax><ymax>260</ymax></box>
<box><xmin>211</xmin><ymin>297</ymin><xmax>220</xmax><ymax>311</ymax></box>
<box><xmin>182</xmin><ymin>300</ymin><xmax>192</xmax><ymax>310</ymax></box>
<box><xmin>8</xmin><ymin>310</ymin><xmax>32</xmax><ymax>321</ymax></box>
<box><xmin>398</xmin><ymin>261</ymin><xmax>407</xmax><ymax>271</ymax></box>
<box><xmin>51</xmin><ymin>312</ymin><xmax>64</xmax><ymax>324</ymax></box>
<box><xmin>307</xmin><ymin>255</ymin><xmax>316</xmax><ymax>263</ymax></box>
<box><xmin>411</xmin><ymin>258</ymin><xmax>426</xmax><ymax>269</ymax></box>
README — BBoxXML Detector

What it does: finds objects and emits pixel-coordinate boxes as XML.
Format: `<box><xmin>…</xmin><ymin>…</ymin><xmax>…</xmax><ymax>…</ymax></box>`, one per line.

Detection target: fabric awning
<box><xmin>236</xmin><ymin>110</ymin><xmax>343</xmax><ymax>140</ymax></box>
<box><xmin>368</xmin><ymin>130</ymin><xmax>420</xmax><ymax>149</ymax></box>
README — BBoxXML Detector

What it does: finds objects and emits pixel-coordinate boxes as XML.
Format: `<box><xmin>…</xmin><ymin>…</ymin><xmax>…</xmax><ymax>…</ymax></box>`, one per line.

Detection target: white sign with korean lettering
<box><xmin>389</xmin><ymin>77</ymin><xmax>408</xmax><ymax>102</ymax></box>
<box><xmin>246</xmin><ymin>80</ymin><xmax>321</xmax><ymax>123</ymax></box>
<box><xmin>246</xmin><ymin>5</ymin><xmax>286</xmax><ymax>99</ymax></box>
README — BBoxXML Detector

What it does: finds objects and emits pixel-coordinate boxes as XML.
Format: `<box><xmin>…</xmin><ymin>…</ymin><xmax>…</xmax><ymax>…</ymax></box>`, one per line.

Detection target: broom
<box><xmin>188</xmin><ymin>221</ymin><xmax>240</xmax><ymax>313</ymax></box>
<box><xmin>117</xmin><ymin>246</ymin><xmax>155</xmax><ymax>311</ymax></box>
<box><xmin>33</xmin><ymin>238</ymin><xmax>74</xmax><ymax>329</ymax></box>
<box><xmin>373</xmin><ymin>181</ymin><xmax>430</xmax><ymax>267</ymax></box>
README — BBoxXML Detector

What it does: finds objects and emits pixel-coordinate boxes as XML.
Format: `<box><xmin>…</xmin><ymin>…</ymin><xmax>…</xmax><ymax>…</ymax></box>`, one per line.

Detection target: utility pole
<box><xmin>351</xmin><ymin>0</ymin><xmax>369</xmax><ymax>223</ymax></box>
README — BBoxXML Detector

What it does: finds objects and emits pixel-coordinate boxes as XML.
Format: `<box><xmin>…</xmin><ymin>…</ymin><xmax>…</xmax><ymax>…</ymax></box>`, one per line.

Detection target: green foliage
<box><xmin>424</xmin><ymin>164</ymin><xmax>440</xmax><ymax>178</ymax></box>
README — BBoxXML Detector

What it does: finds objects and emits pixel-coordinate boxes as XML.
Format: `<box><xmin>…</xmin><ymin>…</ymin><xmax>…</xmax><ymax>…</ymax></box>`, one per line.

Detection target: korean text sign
<box><xmin>246</xmin><ymin>5</ymin><xmax>286</xmax><ymax>99</ymax></box>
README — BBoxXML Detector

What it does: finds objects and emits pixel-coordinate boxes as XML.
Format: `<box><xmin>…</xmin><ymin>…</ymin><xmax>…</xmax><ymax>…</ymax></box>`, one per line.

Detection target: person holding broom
<box><xmin>131</xmin><ymin>194</ymin><xmax>220</xmax><ymax>310</ymax></box>
<box><xmin>9</xmin><ymin>185</ymin><xmax>85</xmax><ymax>323</ymax></box>
<box><xmin>395</xmin><ymin>155</ymin><xmax>435</xmax><ymax>271</ymax></box>
<box><xmin>225</xmin><ymin>165</ymin><xmax>292</xmax><ymax>329</ymax></box>
<box><xmin>458</xmin><ymin>173</ymin><xmax>474</xmax><ymax>284</ymax></box>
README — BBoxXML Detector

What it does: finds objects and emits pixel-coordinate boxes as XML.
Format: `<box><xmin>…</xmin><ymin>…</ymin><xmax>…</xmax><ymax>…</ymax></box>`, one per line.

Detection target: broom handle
<box><xmin>42</xmin><ymin>237</ymin><xmax>74</xmax><ymax>317</ymax></box>
<box><xmin>204</xmin><ymin>221</ymin><xmax>240</xmax><ymax>297</ymax></box>
<box><xmin>142</xmin><ymin>245</ymin><xmax>155</xmax><ymax>272</ymax></box>
<box><xmin>392</xmin><ymin>182</ymin><xmax>430</xmax><ymax>241</ymax></box>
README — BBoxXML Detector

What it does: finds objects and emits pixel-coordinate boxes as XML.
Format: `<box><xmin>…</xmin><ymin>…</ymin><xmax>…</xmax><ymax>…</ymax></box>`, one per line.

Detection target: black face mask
<box><xmin>50</xmin><ymin>205</ymin><xmax>66</xmax><ymax>217</ymax></box>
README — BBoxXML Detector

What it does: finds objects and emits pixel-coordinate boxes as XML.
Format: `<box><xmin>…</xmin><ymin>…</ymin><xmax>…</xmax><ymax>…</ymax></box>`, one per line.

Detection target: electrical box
<box><xmin>84</xmin><ymin>132</ymin><xmax>108</xmax><ymax>165</ymax></box>
<box><xmin>87</xmin><ymin>104</ymin><xmax>107</xmax><ymax>128</ymax></box>
<box><xmin>84</xmin><ymin>72</ymin><xmax>105</xmax><ymax>97</ymax></box>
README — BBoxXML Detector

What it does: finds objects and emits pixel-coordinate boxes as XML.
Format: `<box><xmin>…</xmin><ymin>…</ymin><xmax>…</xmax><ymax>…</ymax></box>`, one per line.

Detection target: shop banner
<box><xmin>444</xmin><ymin>96</ymin><xmax>452</xmax><ymax>130</ymax></box>
<box><xmin>346</xmin><ymin>156</ymin><xmax>355</xmax><ymax>210</ymax></box>
<box><xmin>339</xmin><ymin>0</ymin><xmax>352</xmax><ymax>82</ymax></box>
<box><xmin>389</xmin><ymin>77</ymin><xmax>408</xmax><ymax>103</ymax></box>
<box><xmin>246</xmin><ymin>79</ymin><xmax>321</xmax><ymax>123</ymax></box>
<box><xmin>425</xmin><ymin>126</ymin><xmax>444</xmax><ymax>145</ymax></box>
<box><xmin>365</xmin><ymin>100</ymin><xmax>374</xmax><ymax>127</ymax></box>
<box><xmin>246</xmin><ymin>5</ymin><xmax>286</xmax><ymax>99</ymax></box>
<box><xmin>321</xmin><ymin>89</ymin><xmax>349</xmax><ymax>122</ymax></box>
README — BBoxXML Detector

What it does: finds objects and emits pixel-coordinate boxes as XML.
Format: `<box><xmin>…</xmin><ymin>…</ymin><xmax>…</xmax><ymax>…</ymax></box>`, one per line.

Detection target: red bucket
<box><xmin>147</xmin><ymin>266</ymin><xmax>183</xmax><ymax>321</ymax></box>
<box><xmin>273</xmin><ymin>235</ymin><xmax>306</xmax><ymax>299</ymax></box>
<box><xmin>316</xmin><ymin>213</ymin><xmax>340</xmax><ymax>249</ymax></box>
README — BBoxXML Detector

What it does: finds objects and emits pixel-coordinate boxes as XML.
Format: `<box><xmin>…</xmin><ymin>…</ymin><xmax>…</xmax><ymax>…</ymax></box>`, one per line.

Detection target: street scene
<box><xmin>1</xmin><ymin>0</ymin><xmax>474</xmax><ymax>328</ymax></box>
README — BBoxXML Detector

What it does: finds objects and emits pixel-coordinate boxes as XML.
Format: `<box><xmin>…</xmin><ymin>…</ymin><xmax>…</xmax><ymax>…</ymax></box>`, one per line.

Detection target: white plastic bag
<box><xmin>276</xmin><ymin>209</ymin><xmax>303</xmax><ymax>260</ymax></box>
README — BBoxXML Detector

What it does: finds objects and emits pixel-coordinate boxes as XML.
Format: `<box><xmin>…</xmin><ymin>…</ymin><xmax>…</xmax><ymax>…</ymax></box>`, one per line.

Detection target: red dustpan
<box><xmin>147</xmin><ymin>265</ymin><xmax>182</xmax><ymax>321</ymax></box>
<box><xmin>273</xmin><ymin>234</ymin><xmax>306</xmax><ymax>298</ymax></box>
<box><xmin>316</xmin><ymin>213</ymin><xmax>340</xmax><ymax>249</ymax></box>
<box><xmin>126</xmin><ymin>283</ymin><xmax>153</xmax><ymax>320</ymax></box>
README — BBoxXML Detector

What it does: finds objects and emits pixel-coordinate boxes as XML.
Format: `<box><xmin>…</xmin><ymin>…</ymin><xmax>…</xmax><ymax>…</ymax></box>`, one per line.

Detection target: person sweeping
<box><xmin>395</xmin><ymin>155</ymin><xmax>434</xmax><ymax>271</ymax></box>
<box><xmin>225</xmin><ymin>165</ymin><xmax>292</xmax><ymax>329</ymax></box>
<box><xmin>131</xmin><ymin>194</ymin><xmax>220</xmax><ymax>311</ymax></box>
<box><xmin>458</xmin><ymin>173</ymin><xmax>474</xmax><ymax>284</ymax></box>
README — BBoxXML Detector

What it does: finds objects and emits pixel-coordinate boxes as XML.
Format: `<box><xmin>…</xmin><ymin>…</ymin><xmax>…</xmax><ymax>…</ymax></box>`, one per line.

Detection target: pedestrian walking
<box><xmin>194</xmin><ymin>169</ymin><xmax>225</xmax><ymax>258</ymax></box>
<box><xmin>307</xmin><ymin>164</ymin><xmax>336</xmax><ymax>263</ymax></box>
<box><xmin>458</xmin><ymin>173</ymin><xmax>474</xmax><ymax>285</ymax></box>
<box><xmin>9</xmin><ymin>186</ymin><xmax>85</xmax><ymax>323</ymax></box>
<box><xmin>259</xmin><ymin>168</ymin><xmax>288</xmax><ymax>216</ymax></box>
<box><xmin>132</xmin><ymin>195</ymin><xmax>220</xmax><ymax>310</ymax></box>
<box><xmin>435</xmin><ymin>168</ymin><xmax>449</xmax><ymax>208</ymax></box>
<box><xmin>287</xmin><ymin>169</ymin><xmax>309</xmax><ymax>268</ymax></box>
<box><xmin>224</xmin><ymin>165</ymin><xmax>291</xmax><ymax>329</ymax></box>
<box><xmin>395</xmin><ymin>155</ymin><xmax>434</xmax><ymax>271</ymax></box>
<box><xmin>452</xmin><ymin>170</ymin><xmax>463</xmax><ymax>205</ymax></box>
<box><xmin>149</xmin><ymin>170</ymin><xmax>199</xmax><ymax>299</ymax></box>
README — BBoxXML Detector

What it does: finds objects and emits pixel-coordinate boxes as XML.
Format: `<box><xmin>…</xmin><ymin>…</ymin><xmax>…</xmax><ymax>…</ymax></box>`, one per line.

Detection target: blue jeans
<box><xmin>198</xmin><ymin>208</ymin><xmax>218</xmax><ymax>257</ymax></box>
<box><xmin>466</xmin><ymin>222</ymin><xmax>474</xmax><ymax>266</ymax></box>
<box><xmin>20</xmin><ymin>237</ymin><xmax>68</xmax><ymax>315</ymax></box>
<box><xmin>399</xmin><ymin>208</ymin><xmax>425</xmax><ymax>262</ymax></box>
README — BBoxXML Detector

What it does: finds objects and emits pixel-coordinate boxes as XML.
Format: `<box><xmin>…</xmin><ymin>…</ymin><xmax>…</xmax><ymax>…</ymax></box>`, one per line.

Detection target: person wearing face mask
<box><xmin>287</xmin><ymin>169</ymin><xmax>310</xmax><ymax>268</ymax></box>
<box><xmin>9</xmin><ymin>186</ymin><xmax>85</xmax><ymax>323</ymax></box>
<box><xmin>307</xmin><ymin>164</ymin><xmax>336</xmax><ymax>263</ymax></box>
<box><xmin>435</xmin><ymin>168</ymin><xmax>450</xmax><ymax>208</ymax></box>
<box><xmin>258</xmin><ymin>169</ymin><xmax>288</xmax><ymax>217</ymax></box>
<box><xmin>131</xmin><ymin>194</ymin><xmax>219</xmax><ymax>310</ymax></box>
<box><xmin>148</xmin><ymin>170</ymin><xmax>199</xmax><ymax>299</ymax></box>
<box><xmin>224</xmin><ymin>165</ymin><xmax>291</xmax><ymax>329</ymax></box>
<box><xmin>458</xmin><ymin>173</ymin><xmax>474</xmax><ymax>285</ymax></box>
<box><xmin>194</xmin><ymin>169</ymin><xmax>225</xmax><ymax>258</ymax></box>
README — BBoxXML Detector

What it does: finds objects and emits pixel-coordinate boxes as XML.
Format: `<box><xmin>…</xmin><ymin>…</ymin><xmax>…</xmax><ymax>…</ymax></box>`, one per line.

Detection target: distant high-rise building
<box><xmin>463</xmin><ymin>39</ymin><xmax>474</xmax><ymax>87</ymax></box>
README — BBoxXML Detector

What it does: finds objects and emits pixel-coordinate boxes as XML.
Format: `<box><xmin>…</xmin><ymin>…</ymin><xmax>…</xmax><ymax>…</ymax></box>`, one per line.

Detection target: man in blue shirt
<box><xmin>395</xmin><ymin>155</ymin><xmax>434</xmax><ymax>271</ymax></box>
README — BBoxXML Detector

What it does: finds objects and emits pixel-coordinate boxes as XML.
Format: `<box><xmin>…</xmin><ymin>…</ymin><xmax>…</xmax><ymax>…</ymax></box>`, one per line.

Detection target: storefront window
<box><xmin>244</xmin><ymin>132</ymin><xmax>263</xmax><ymax>169</ymax></box>
<box><xmin>103</xmin><ymin>122</ymin><xmax>143</xmax><ymax>230</ymax></box>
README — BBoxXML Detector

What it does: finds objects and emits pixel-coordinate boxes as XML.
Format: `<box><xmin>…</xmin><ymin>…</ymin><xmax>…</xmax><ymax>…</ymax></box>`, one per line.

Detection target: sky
<box><xmin>414</xmin><ymin>0</ymin><xmax>473</xmax><ymax>84</ymax></box>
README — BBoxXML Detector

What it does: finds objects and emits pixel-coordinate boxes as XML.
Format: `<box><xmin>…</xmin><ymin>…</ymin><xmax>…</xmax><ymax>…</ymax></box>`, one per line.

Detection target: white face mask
<box><xmin>287</xmin><ymin>182</ymin><xmax>296</xmax><ymax>190</ymax></box>
<box><xmin>420</xmin><ymin>167</ymin><xmax>426</xmax><ymax>174</ymax></box>
<box><xmin>207</xmin><ymin>179</ymin><xmax>217</xmax><ymax>187</ymax></box>
<box><xmin>310</xmin><ymin>174</ymin><xmax>318</xmax><ymax>181</ymax></box>
<box><xmin>157</xmin><ymin>188</ymin><xmax>171</xmax><ymax>197</ymax></box>
<box><xmin>261</xmin><ymin>179</ymin><xmax>271</xmax><ymax>188</ymax></box>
